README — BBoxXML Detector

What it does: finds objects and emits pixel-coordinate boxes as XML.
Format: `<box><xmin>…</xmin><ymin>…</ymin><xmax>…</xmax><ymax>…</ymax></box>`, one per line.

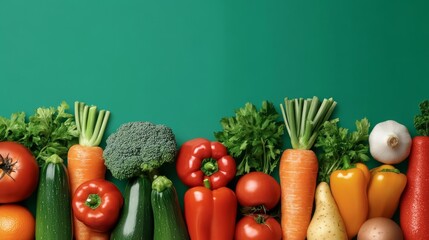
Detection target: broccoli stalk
<box><xmin>103</xmin><ymin>121</ymin><xmax>177</xmax><ymax>180</ymax></box>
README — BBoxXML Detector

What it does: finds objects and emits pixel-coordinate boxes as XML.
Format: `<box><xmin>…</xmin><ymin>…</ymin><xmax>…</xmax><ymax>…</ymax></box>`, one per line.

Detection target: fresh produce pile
<box><xmin>0</xmin><ymin>97</ymin><xmax>428</xmax><ymax>240</ymax></box>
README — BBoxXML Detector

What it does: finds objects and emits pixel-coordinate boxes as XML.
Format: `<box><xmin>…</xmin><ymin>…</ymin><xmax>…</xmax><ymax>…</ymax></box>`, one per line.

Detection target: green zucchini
<box><xmin>35</xmin><ymin>154</ymin><xmax>72</xmax><ymax>240</ymax></box>
<box><xmin>110</xmin><ymin>175</ymin><xmax>153</xmax><ymax>240</ymax></box>
<box><xmin>151</xmin><ymin>175</ymin><xmax>189</xmax><ymax>240</ymax></box>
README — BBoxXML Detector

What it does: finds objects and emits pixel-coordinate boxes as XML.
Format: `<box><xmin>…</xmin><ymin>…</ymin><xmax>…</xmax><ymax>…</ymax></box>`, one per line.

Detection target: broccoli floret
<box><xmin>103</xmin><ymin>121</ymin><xmax>177</xmax><ymax>180</ymax></box>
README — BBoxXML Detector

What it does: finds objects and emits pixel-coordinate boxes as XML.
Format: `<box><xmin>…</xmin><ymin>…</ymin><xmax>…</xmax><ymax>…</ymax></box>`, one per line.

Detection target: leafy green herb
<box><xmin>414</xmin><ymin>100</ymin><xmax>429</xmax><ymax>136</ymax></box>
<box><xmin>280</xmin><ymin>96</ymin><xmax>337</xmax><ymax>150</ymax></box>
<box><xmin>0</xmin><ymin>112</ymin><xmax>27</xmax><ymax>142</ymax></box>
<box><xmin>315</xmin><ymin>118</ymin><xmax>370</xmax><ymax>183</ymax></box>
<box><xmin>214</xmin><ymin>101</ymin><xmax>284</xmax><ymax>176</ymax></box>
<box><xmin>0</xmin><ymin>101</ymin><xmax>79</xmax><ymax>166</ymax></box>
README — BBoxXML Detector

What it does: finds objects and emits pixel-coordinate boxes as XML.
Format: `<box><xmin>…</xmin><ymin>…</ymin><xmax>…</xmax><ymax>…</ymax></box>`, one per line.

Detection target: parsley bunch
<box><xmin>315</xmin><ymin>118</ymin><xmax>370</xmax><ymax>183</ymax></box>
<box><xmin>0</xmin><ymin>101</ymin><xmax>79</xmax><ymax>165</ymax></box>
<box><xmin>214</xmin><ymin>101</ymin><xmax>284</xmax><ymax>176</ymax></box>
<box><xmin>414</xmin><ymin>100</ymin><xmax>429</xmax><ymax>136</ymax></box>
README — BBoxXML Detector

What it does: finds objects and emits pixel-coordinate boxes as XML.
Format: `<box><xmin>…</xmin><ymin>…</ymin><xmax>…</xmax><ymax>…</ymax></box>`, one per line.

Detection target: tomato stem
<box><xmin>254</xmin><ymin>214</ymin><xmax>267</xmax><ymax>224</ymax></box>
<box><xmin>0</xmin><ymin>154</ymin><xmax>17</xmax><ymax>180</ymax></box>
<box><xmin>241</xmin><ymin>205</ymin><xmax>267</xmax><ymax>215</ymax></box>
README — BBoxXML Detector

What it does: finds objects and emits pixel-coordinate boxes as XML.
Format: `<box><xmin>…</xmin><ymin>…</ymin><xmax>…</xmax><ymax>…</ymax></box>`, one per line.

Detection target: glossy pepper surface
<box><xmin>330</xmin><ymin>162</ymin><xmax>370</xmax><ymax>239</ymax></box>
<box><xmin>184</xmin><ymin>179</ymin><xmax>237</xmax><ymax>240</ymax></box>
<box><xmin>72</xmin><ymin>179</ymin><xmax>123</xmax><ymax>233</ymax></box>
<box><xmin>176</xmin><ymin>138</ymin><xmax>236</xmax><ymax>189</ymax></box>
<box><xmin>368</xmin><ymin>164</ymin><xmax>407</xmax><ymax>219</ymax></box>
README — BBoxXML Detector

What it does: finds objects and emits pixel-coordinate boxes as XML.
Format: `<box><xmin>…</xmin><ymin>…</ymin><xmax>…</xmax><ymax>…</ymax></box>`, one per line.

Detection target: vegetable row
<box><xmin>0</xmin><ymin>97</ymin><xmax>428</xmax><ymax>240</ymax></box>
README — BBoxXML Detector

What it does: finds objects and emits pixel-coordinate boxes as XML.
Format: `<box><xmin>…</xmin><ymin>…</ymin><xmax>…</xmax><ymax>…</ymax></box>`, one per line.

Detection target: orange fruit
<box><xmin>0</xmin><ymin>204</ymin><xmax>35</xmax><ymax>240</ymax></box>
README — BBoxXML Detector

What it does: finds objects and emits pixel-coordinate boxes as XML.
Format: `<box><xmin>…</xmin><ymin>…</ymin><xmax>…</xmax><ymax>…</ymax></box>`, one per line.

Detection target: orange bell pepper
<box><xmin>368</xmin><ymin>164</ymin><xmax>407</xmax><ymax>219</ymax></box>
<box><xmin>330</xmin><ymin>162</ymin><xmax>370</xmax><ymax>239</ymax></box>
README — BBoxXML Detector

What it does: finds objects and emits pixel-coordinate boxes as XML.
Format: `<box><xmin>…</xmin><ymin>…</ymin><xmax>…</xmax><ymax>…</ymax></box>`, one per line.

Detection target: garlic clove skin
<box><xmin>369</xmin><ymin>120</ymin><xmax>412</xmax><ymax>164</ymax></box>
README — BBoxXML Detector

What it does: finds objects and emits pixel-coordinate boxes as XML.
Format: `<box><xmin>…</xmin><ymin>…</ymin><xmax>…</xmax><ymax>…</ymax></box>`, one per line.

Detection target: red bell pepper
<box><xmin>184</xmin><ymin>179</ymin><xmax>237</xmax><ymax>240</ymax></box>
<box><xmin>176</xmin><ymin>137</ymin><xmax>236</xmax><ymax>189</ymax></box>
<box><xmin>72</xmin><ymin>179</ymin><xmax>123</xmax><ymax>233</ymax></box>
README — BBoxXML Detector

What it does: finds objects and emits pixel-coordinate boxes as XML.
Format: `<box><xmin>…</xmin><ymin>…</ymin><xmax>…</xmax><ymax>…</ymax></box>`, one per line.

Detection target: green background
<box><xmin>1</xmin><ymin>0</ymin><xmax>428</xmax><ymax>227</ymax></box>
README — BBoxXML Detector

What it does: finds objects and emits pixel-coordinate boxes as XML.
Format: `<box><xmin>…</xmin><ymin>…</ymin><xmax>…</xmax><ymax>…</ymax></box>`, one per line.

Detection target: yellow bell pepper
<box><xmin>367</xmin><ymin>164</ymin><xmax>407</xmax><ymax>219</ymax></box>
<box><xmin>330</xmin><ymin>162</ymin><xmax>370</xmax><ymax>239</ymax></box>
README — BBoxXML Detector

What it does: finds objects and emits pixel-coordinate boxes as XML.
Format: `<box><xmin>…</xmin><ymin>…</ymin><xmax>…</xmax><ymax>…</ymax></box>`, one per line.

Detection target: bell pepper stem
<box><xmin>380</xmin><ymin>168</ymin><xmax>401</xmax><ymax>174</ymax></box>
<box><xmin>203</xmin><ymin>179</ymin><xmax>211</xmax><ymax>189</ymax></box>
<box><xmin>85</xmin><ymin>194</ymin><xmax>102</xmax><ymax>210</ymax></box>
<box><xmin>341</xmin><ymin>155</ymin><xmax>352</xmax><ymax>170</ymax></box>
<box><xmin>201</xmin><ymin>158</ymin><xmax>219</xmax><ymax>176</ymax></box>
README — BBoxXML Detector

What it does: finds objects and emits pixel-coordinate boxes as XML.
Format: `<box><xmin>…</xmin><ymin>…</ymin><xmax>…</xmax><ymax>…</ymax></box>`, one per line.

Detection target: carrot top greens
<box><xmin>280</xmin><ymin>96</ymin><xmax>337</xmax><ymax>150</ymax></box>
<box><xmin>74</xmin><ymin>101</ymin><xmax>110</xmax><ymax>147</ymax></box>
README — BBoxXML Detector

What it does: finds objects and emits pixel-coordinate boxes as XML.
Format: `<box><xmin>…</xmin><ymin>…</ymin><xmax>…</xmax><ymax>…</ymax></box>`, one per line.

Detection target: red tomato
<box><xmin>0</xmin><ymin>141</ymin><xmax>39</xmax><ymax>203</ymax></box>
<box><xmin>235</xmin><ymin>214</ymin><xmax>282</xmax><ymax>240</ymax></box>
<box><xmin>235</xmin><ymin>171</ymin><xmax>280</xmax><ymax>210</ymax></box>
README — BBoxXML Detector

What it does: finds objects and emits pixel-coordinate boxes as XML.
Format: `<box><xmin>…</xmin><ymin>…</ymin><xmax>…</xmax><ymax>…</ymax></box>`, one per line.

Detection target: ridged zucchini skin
<box><xmin>35</xmin><ymin>162</ymin><xmax>72</xmax><ymax>240</ymax></box>
<box><xmin>110</xmin><ymin>175</ymin><xmax>153</xmax><ymax>240</ymax></box>
<box><xmin>151</xmin><ymin>176</ymin><xmax>189</xmax><ymax>240</ymax></box>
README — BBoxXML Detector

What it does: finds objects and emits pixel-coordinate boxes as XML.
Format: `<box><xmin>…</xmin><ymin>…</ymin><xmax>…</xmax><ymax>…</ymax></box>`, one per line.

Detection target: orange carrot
<box><xmin>280</xmin><ymin>149</ymin><xmax>318</xmax><ymax>240</ymax></box>
<box><xmin>68</xmin><ymin>145</ymin><xmax>106</xmax><ymax>196</ymax></box>
<box><xmin>67</xmin><ymin>101</ymin><xmax>110</xmax><ymax>240</ymax></box>
<box><xmin>279</xmin><ymin>97</ymin><xmax>336</xmax><ymax>240</ymax></box>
